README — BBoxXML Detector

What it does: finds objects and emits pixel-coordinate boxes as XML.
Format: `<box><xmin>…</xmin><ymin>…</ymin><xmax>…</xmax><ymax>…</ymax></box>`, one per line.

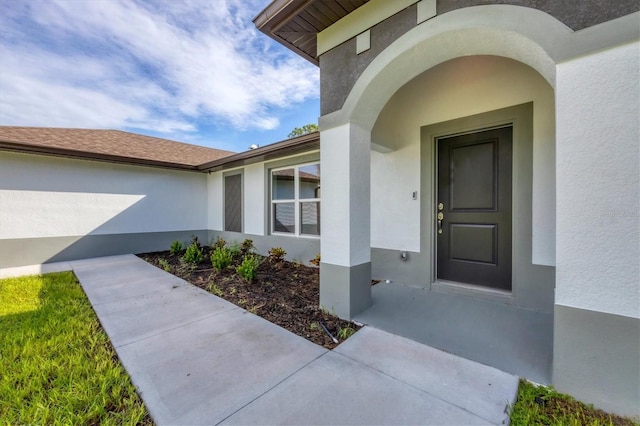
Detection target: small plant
<box><xmin>240</xmin><ymin>239</ymin><xmax>255</xmax><ymax>254</ymax></box>
<box><xmin>268</xmin><ymin>247</ymin><xmax>286</xmax><ymax>262</ymax></box>
<box><xmin>169</xmin><ymin>240</ymin><xmax>183</xmax><ymax>255</ymax></box>
<box><xmin>211</xmin><ymin>246</ymin><xmax>233</xmax><ymax>271</ymax></box>
<box><xmin>158</xmin><ymin>258</ymin><xmax>171</xmax><ymax>272</ymax></box>
<box><xmin>228</xmin><ymin>241</ymin><xmax>241</xmax><ymax>257</ymax></box>
<box><xmin>337</xmin><ymin>326</ymin><xmax>356</xmax><ymax>340</ymax></box>
<box><xmin>207</xmin><ymin>283</ymin><xmax>224</xmax><ymax>297</ymax></box>
<box><xmin>310</xmin><ymin>253</ymin><xmax>321</xmax><ymax>267</ymax></box>
<box><xmin>182</xmin><ymin>242</ymin><xmax>203</xmax><ymax>265</ymax></box>
<box><xmin>236</xmin><ymin>255</ymin><xmax>261</xmax><ymax>282</ymax></box>
<box><xmin>309</xmin><ymin>322</ymin><xmax>319</xmax><ymax>331</ymax></box>
<box><xmin>212</xmin><ymin>237</ymin><xmax>226</xmax><ymax>250</ymax></box>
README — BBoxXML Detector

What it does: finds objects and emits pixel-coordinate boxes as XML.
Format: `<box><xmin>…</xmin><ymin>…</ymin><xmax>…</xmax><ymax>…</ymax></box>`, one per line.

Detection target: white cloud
<box><xmin>0</xmin><ymin>0</ymin><xmax>319</xmax><ymax>135</ymax></box>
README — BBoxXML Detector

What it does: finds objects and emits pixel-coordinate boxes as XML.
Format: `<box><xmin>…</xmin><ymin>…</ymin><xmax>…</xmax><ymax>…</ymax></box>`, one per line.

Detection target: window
<box><xmin>224</xmin><ymin>173</ymin><xmax>242</xmax><ymax>232</ymax></box>
<box><xmin>271</xmin><ymin>163</ymin><xmax>320</xmax><ymax>236</ymax></box>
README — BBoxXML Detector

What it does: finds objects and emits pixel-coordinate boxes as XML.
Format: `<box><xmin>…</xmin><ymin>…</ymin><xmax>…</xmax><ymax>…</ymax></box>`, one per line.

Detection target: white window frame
<box><xmin>270</xmin><ymin>162</ymin><xmax>320</xmax><ymax>238</ymax></box>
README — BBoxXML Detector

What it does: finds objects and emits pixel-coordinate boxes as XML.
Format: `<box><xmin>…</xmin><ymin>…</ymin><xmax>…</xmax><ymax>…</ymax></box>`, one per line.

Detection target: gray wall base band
<box><xmin>553</xmin><ymin>304</ymin><xmax>640</xmax><ymax>417</ymax></box>
<box><xmin>0</xmin><ymin>230</ymin><xmax>210</xmax><ymax>268</ymax></box>
<box><xmin>207</xmin><ymin>230</ymin><xmax>320</xmax><ymax>266</ymax></box>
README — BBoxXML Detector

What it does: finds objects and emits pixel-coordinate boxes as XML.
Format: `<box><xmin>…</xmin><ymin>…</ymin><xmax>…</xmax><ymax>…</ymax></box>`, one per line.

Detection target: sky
<box><xmin>0</xmin><ymin>0</ymin><xmax>320</xmax><ymax>153</ymax></box>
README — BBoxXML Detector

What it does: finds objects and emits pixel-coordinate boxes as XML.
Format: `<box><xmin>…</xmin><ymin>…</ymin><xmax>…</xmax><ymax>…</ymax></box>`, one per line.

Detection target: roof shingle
<box><xmin>0</xmin><ymin>127</ymin><xmax>235</xmax><ymax>169</ymax></box>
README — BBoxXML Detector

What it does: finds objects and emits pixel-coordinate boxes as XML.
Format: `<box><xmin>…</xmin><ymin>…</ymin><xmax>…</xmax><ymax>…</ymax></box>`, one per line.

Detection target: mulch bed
<box><xmin>137</xmin><ymin>246</ymin><xmax>361</xmax><ymax>350</ymax></box>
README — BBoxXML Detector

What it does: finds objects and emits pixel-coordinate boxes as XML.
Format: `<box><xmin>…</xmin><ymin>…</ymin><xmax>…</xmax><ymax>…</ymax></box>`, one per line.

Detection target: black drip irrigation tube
<box><xmin>318</xmin><ymin>320</ymin><xmax>338</xmax><ymax>343</ymax></box>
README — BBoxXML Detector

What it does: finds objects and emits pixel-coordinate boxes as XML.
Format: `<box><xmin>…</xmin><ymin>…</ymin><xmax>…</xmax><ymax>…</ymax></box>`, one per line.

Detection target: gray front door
<box><xmin>436</xmin><ymin>127</ymin><xmax>512</xmax><ymax>290</ymax></box>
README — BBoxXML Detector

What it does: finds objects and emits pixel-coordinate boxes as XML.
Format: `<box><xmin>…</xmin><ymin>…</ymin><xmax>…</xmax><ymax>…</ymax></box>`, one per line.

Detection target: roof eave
<box><xmin>253</xmin><ymin>0</ymin><xmax>319</xmax><ymax>66</ymax></box>
<box><xmin>0</xmin><ymin>140</ymin><xmax>201</xmax><ymax>172</ymax></box>
<box><xmin>199</xmin><ymin>131</ymin><xmax>319</xmax><ymax>172</ymax></box>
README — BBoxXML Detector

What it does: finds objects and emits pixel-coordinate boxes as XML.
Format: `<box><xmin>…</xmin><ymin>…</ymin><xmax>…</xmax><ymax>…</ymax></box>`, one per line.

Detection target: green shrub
<box><xmin>169</xmin><ymin>240</ymin><xmax>183</xmax><ymax>255</ymax></box>
<box><xmin>182</xmin><ymin>243</ymin><xmax>203</xmax><ymax>265</ymax></box>
<box><xmin>236</xmin><ymin>255</ymin><xmax>261</xmax><ymax>282</ymax></box>
<box><xmin>158</xmin><ymin>258</ymin><xmax>171</xmax><ymax>272</ymax></box>
<box><xmin>211</xmin><ymin>246</ymin><xmax>233</xmax><ymax>271</ymax></box>
<box><xmin>337</xmin><ymin>326</ymin><xmax>356</xmax><ymax>340</ymax></box>
<box><xmin>268</xmin><ymin>247</ymin><xmax>286</xmax><ymax>262</ymax></box>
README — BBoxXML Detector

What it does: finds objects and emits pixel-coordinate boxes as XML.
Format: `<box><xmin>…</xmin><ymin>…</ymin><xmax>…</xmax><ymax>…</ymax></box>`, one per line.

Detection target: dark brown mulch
<box><xmin>137</xmin><ymin>248</ymin><xmax>360</xmax><ymax>350</ymax></box>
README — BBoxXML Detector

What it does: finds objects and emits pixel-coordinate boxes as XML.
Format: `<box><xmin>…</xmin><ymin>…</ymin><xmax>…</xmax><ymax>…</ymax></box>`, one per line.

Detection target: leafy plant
<box><xmin>241</xmin><ymin>239</ymin><xmax>255</xmax><ymax>254</ymax></box>
<box><xmin>236</xmin><ymin>255</ymin><xmax>261</xmax><ymax>282</ymax></box>
<box><xmin>228</xmin><ymin>242</ymin><xmax>241</xmax><ymax>257</ymax></box>
<box><xmin>337</xmin><ymin>326</ymin><xmax>356</xmax><ymax>340</ymax></box>
<box><xmin>268</xmin><ymin>247</ymin><xmax>286</xmax><ymax>262</ymax></box>
<box><xmin>169</xmin><ymin>240</ymin><xmax>183</xmax><ymax>255</ymax></box>
<box><xmin>158</xmin><ymin>258</ymin><xmax>171</xmax><ymax>272</ymax></box>
<box><xmin>212</xmin><ymin>237</ymin><xmax>226</xmax><ymax>250</ymax></box>
<box><xmin>211</xmin><ymin>246</ymin><xmax>233</xmax><ymax>271</ymax></box>
<box><xmin>310</xmin><ymin>253</ymin><xmax>321</xmax><ymax>267</ymax></box>
<box><xmin>207</xmin><ymin>283</ymin><xmax>223</xmax><ymax>297</ymax></box>
<box><xmin>182</xmin><ymin>242</ymin><xmax>203</xmax><ymax>265</ymax></box>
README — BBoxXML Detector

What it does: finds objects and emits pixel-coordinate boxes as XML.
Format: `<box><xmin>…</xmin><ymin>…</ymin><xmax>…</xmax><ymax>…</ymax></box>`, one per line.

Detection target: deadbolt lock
<box><xmin>438</xmin><ymin>202</ymin><xmax>444</xmax><ymax>211</ymax></box>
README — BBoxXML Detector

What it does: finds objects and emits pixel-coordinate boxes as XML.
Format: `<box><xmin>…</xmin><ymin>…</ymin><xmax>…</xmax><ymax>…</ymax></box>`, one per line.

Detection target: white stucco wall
<box><xmin>207</xmin><ymin>172</ymin><xmax>224</xmax><ymax>231</ymax></box>
<box><xmin>321</xmin><ymin>122</ymin><xmax>371</xmax><ymax>267</ymax></box>
<box><xmin>556</xmin><ymin>41</ymin><xmax>640</xmax><ymax>319</ymax></box>
<box><xmin>0</xmin><ymin>152</ymin><xmax>208</xmax><ymax>239</ymax></box>
<box><xmin>371</xmin><ymin>55</ymin><xmax>555</xmax><ymax>265</ymax></box>
<box><xmin>243</xmin><ymin>163</ymin><xmax>265</xmax><ymax>236</ymax></box>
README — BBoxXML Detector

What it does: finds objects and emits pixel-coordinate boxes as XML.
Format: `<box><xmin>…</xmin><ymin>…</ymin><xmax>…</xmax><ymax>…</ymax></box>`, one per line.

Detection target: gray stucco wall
<box><xmin>436</xmin><ymin>0</ymin><xmax>639</xmax><ymax>30</ymax></box>
<box><xmin>320</xmin><ymin>4</ymin><xmax>417</xmax><ymax>115</ymax></box>
<box><xmin>319</xmin><ymin>0</ymin><xmax>639</xmax><ymax>115</ymax></box>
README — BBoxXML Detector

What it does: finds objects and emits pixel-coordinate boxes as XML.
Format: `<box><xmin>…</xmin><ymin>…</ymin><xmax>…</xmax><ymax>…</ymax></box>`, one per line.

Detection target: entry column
<box><xmin>319</xmin><ymin>122</ymin><xmax>372</xmax><ymax>319</ymax></box>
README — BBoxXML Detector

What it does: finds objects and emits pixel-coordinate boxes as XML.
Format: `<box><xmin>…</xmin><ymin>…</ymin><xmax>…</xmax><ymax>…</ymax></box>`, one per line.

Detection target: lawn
<box><xmin>510</xmin><ymin>379</ymin><xmax>639</xmax><ymax>426</ymax></box>
<box><xmin>0</xmin><ymin>272</ymin><xmax>150</xmax><ymax>425</ymax></box>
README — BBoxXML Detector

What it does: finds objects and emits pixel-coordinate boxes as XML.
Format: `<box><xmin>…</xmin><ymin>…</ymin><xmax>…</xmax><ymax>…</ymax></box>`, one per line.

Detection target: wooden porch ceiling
<box><xmin>253</xmin><ymin>0</ymin><xmax>369</xmax><ymax>65</ymax></box>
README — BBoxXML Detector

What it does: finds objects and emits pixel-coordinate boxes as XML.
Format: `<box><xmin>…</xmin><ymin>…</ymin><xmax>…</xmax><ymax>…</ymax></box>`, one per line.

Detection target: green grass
<box><xmin>510</xmin><ymin>379</ymin><xmax>639</xmax><ymax>426</ymax></box>
<box><xmin>0</xmin><ymin>272</ymin><xmax>150</xmax><ymax>425</ymax></box>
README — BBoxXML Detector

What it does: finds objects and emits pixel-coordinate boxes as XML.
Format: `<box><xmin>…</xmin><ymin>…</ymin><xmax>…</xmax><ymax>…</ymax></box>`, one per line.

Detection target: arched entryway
<box><xmin>319</xmin><ymin>5</ymin><xmax>561</xmax><ymax>384</ymax></box>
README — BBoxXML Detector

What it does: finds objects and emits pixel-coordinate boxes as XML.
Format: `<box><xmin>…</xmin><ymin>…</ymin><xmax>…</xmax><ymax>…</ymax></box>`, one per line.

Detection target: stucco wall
<box><xmin>556</xmin><ymin>41</ymin><xmax>640</xmax><ymax>319</ymax></box>
<box><xmin>0</xmin><ymin>151</ymin><xmax>208</xmax><ymax>267</ymax></box>
<box><xmin>206</xmin><ymin>151</ymin><xmax>321</xmax><ymax>263</ymax></box>
<box><xmin>371</xmin><ymin>55</ymin><xmax>555</xmax><ymax>266</ymax></box>
<box><xmin>319</xmin><ymin>1</ymin><xmax>639</xmax><ymax>116</ymax></box>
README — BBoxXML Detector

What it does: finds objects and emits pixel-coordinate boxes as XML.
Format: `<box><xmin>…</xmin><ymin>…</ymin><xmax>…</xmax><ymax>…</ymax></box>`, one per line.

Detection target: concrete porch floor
<box><xmin>353</xmin><ymin>282</ymin><xmax>553</xmax><ymax>384</ymax></box>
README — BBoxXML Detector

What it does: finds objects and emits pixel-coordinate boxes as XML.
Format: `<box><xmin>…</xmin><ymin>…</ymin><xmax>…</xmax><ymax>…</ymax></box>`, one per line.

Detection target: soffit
<box><xmin>254</xmin><ymin>0</ymin><xmax>369</xmax><ymax>65</ymax></box>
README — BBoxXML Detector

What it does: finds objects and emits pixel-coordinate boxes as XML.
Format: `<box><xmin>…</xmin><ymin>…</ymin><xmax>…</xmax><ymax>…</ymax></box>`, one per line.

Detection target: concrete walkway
<box><xmin>69</xmin><ymin>255</ymin><xmax>518</xmax><ymax>425</ymax></box>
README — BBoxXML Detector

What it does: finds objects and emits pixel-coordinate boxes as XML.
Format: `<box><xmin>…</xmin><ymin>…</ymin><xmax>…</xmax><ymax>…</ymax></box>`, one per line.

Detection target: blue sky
<box><xmin>0</xmin><ymin>0</ymin><xmax>320</xmax><ymax>152</ymax></box>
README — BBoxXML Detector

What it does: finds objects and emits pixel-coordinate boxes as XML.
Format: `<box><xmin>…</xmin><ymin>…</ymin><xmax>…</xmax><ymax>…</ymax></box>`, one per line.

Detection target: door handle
<box><xmin>437</xmin><ymin>211</ymin><xmax>444</xmax><ymax>234</ymax></box>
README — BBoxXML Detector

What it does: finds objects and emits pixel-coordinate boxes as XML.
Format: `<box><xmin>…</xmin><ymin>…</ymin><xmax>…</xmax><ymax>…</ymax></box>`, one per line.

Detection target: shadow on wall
<box><xmin>0</xmin><ymin>153</ymin><xmax>209</xmax><ymax>269</ymax></box>
<box><xmin>0</xmin><ymin>189</ymin><xmax>210</xmax><ymax>268</ymax></box>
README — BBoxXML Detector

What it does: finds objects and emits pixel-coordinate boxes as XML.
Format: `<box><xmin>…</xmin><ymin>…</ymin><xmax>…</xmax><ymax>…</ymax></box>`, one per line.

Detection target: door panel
<box><xmin>437</xmin><ymin>127</ymin><xmax>512</xmax><ymax>290</ymax></box>
<box><xmin>450</xmin><ymin>142</ymin><xmax>497</xmax><ymax>211</ymax></box>
<box><xmin>449</xmin><ymin>224</ymin><xmax>497</xmax><ymax>265</ymax></box>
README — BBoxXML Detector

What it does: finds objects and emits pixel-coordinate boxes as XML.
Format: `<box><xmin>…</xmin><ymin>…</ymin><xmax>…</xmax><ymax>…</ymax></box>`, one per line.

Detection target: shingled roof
<box><xmin>0</xmin><ymin>126</ymin><xmax>235</xmax><ymax>170</ymax></box>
